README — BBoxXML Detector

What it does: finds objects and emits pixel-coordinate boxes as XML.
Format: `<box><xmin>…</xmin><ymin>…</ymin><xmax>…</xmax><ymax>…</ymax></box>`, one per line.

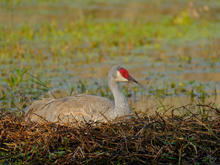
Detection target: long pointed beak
<box><xmin>128</xmin><ymin>75</ymin><xmax>147</xmax><ymax>90</ymax></box>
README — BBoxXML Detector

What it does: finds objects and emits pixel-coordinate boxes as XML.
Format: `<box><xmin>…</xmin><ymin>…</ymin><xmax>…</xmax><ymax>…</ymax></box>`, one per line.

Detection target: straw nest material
<box><xmin>0</xmin><ymin>102</ymin><xmax>220</xmax><ymax>164</ymax></box>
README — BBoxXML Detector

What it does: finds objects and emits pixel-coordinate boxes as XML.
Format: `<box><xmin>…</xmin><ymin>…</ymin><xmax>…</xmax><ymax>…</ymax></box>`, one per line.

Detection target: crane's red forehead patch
<box><xmin>119</xmin><ymin>68</ymin><xmax>129</xmax><ymax>79</ymax></box>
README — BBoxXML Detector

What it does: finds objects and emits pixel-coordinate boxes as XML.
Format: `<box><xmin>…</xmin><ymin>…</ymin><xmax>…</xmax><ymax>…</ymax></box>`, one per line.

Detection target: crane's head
<box><xmin>109</xmin><ymin>65</ymin><xmax>147</xmax><ymax>90</ymax></box>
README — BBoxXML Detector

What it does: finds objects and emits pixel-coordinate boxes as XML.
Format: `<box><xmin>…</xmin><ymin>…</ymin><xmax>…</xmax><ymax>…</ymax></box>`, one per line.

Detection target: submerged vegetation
<box><xmin>0</xmin><ymin>0</ymin><xmax>220</xmax><ymax>164</ymax></box>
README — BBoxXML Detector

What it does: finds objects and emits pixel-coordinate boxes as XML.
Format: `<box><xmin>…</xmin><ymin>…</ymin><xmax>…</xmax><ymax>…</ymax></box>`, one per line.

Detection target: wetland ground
<box><xmin>0</xmin><ymin>0</ymin><xmax>220</xmax><ymax>164</ymax></box>
<box><xmin>1</xmin><ymin>0</ymin><xmax>220</xmax><ymax>115</ymax></box>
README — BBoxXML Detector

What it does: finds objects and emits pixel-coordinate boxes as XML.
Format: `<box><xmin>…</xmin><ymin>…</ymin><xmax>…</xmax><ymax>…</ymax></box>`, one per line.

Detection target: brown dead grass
<box><xmin>0</xmin><ymin>102</ymin><xmax>220</xmax><ymax>164</ymax></box>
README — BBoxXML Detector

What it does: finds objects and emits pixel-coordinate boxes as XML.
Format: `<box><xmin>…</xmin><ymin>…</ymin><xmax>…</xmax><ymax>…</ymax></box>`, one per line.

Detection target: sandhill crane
<box><xmin>25</xmin><ymin>65</ymin><xmax>147</xmax><ymax>122</ymax></box>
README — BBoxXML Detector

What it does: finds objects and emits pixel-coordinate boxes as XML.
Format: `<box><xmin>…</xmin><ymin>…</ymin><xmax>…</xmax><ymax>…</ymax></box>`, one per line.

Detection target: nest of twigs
<box><xmin>0</xmin><ymin>102</ymin><xmax>220</xmax><ymax>165</ymax></box>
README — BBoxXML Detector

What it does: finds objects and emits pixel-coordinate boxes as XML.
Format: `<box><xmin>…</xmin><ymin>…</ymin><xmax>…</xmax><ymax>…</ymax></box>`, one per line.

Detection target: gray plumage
<box><xmin>25</xmin><ymin>66</ymin><xmax>147</xmax><ymax>123</ymax></box>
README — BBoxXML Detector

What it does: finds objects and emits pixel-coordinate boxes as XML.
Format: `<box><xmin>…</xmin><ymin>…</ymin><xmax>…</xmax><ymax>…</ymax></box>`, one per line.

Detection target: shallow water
<box><xmin>0</xmin><ymin>0</ymin><xmax>220</xmax><ymax>113</ymax></box>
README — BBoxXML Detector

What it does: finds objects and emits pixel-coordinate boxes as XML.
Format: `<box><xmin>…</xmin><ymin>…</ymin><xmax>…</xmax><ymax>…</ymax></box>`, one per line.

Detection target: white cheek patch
<box><xmin>115</xmin><ymin>71</ymin><xmax>128</xmax><ymax>82</ymax></box>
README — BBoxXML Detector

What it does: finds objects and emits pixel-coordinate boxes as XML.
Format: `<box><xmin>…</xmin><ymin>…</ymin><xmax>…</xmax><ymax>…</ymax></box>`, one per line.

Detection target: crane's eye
<box><xmin>119</xmin><ymin>68</ymin><xmax>129</xmax><ymax>79</ymax></box>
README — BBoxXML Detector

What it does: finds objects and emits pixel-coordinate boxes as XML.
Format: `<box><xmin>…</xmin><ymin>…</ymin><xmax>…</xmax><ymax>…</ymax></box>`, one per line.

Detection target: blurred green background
<box><xmin>0</xmin><ymin>0</ymin><xmax>220</xmax><ymax>114</ymax></box>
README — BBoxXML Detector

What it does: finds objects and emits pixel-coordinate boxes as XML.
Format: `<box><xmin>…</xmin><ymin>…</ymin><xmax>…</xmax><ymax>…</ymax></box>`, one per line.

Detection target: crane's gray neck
<box><xmin>108</xmin><ymin>78</ymin><xmax>130</xmax><ymax>119</ymax></box>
